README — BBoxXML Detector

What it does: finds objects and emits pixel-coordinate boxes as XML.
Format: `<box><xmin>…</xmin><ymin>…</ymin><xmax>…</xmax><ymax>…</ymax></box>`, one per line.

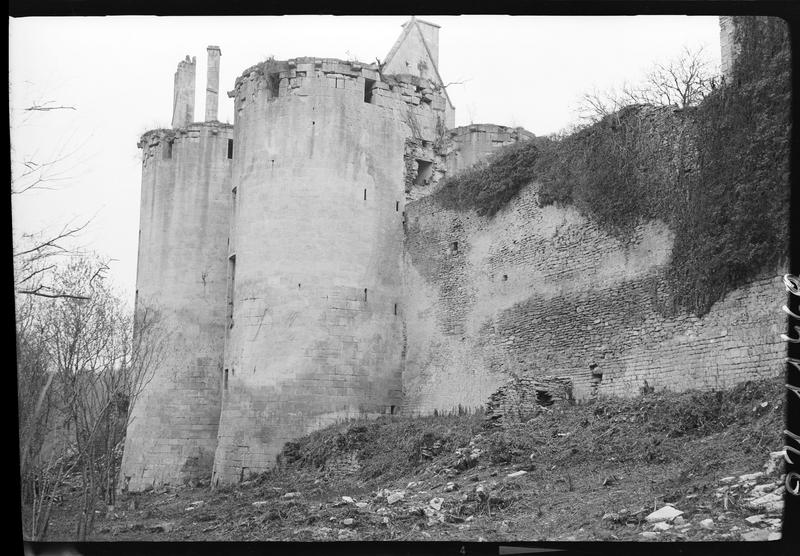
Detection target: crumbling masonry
<box><xmin>121</xmin><ymin>17</ymin><xmax>787</xmax><ymax>490</ymax></box>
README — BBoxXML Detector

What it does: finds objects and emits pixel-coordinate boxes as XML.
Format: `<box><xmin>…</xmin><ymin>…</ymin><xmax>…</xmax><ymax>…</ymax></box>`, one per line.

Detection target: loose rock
<box><xmin>641</xmin><ymin>531</ymin><xmax>658</xmax><ymax>539</ymax></box>
<box><xmin>739</xmin><ymin>472</ymin><xmax>764</xmax><ymax>482</ymax></box>
<box><xmin>645</xmin><ymin>506</ymin><xmax>683</xmax><ymax>523</ymax></box>
<box><xmin>387</xmin><ymin>491</ymin><xmax>405</xmax><ymax>505</ymax></box>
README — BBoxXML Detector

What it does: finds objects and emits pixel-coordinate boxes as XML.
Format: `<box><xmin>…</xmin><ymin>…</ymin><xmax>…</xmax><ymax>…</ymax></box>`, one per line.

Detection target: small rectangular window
<box><xmin>364</xmin><ymin>189</ymin><xmax>367</xmax><ymax>201</ymax></box>
<box><xmin>227</xmin><ymin>255</ymin><xmax>236</xmax><ymax>329</ymax></box>
<box><xmin>163</xmin><ymin>140</ymin><xmax>173</xmax><ymax>159</ymax></box>
<box><xmin>268</xmin><ymin>74</ymin><xmax>280</xmax><ymax>98</ymax></box>
<box><xmin>364</xmin><ymin>288</ymin><xmax>368</xmax><ymax>302</ymax></box>
<box><xmin>364</xmin><ymin>78</ymin><xmax>376</xmax><ymax>103</ymax></box>
<box><xmin>396</xmin><ymin>201</ymin><xmax>399</xmax><ymax>212</ymax></box>
<box><xmin>227</xmin><ymin>139</ymin><xmax>234</xmax><ymax>159</ymax></box>
<box><xmin>394</xmin><ymin>303</ymin><xmax>397</xmax><ymax>315</ymax></box>
<box><xmin>414</xmin><ymin>159</ymin><xmax>433</xmax><ymax>186</ymax></box>
<box><xmin>224</xmin><ymin>369</ymin><xmax>229</xmax><ymax>390</ymax></box>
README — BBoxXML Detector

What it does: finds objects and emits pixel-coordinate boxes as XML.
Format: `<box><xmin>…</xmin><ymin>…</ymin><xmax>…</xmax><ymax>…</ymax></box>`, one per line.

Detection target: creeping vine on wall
<box><xmin>432</xmin><ymin>17</ymin><xmax>790</xmax><ymax>317</ymax></box>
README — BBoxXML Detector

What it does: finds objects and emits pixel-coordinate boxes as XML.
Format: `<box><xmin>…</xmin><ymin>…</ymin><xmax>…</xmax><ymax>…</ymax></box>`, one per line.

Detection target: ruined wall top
<box><xmin>227</xmin><ymin>56</ymin><xmax>450</xmax><ymax>118</ymax></box>
<box><xmin>172</xmin><ymin>55</ymin><xmax>196</xmax><ymax>129</ymax></box>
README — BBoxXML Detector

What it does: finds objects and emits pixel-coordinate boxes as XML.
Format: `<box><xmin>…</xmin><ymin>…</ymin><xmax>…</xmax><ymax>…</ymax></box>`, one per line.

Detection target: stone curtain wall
<box><xmin>121</xmin><ymin>123</ymin><xmax>233</xmax><ymax>491</ymax></box>
<box><xmin>402</xmin><ymin>182</ymin><xmax>786</xmax><ymax>413</ymax></box>
<box><xmin>445</xmin><ymin>124</ymin><xmax>535</xmax><ymax>177</ymax></box>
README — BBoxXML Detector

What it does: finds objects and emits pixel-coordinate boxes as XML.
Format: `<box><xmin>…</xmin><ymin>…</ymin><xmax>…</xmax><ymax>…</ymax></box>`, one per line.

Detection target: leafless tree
<box><xmin>579</xmin><ymin>45</ymin><xmax>718</xmax><ymax>123</ymax></box>
<box><xmin>11</xmin><ymin>89</ymin><xmax>97</xmax><ymax>301</ymax></box>
<box><xmin>17</xmin><ymin>256</ymin><xmax>165</xmax><ymax>541</ymax></box>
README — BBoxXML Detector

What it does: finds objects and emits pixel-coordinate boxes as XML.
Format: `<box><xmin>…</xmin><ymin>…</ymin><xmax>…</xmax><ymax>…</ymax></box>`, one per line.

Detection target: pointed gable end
<box><xmin>383</xmin><ymin>17</ymin><xmax>454</xmax><ymax>111</ymax></box>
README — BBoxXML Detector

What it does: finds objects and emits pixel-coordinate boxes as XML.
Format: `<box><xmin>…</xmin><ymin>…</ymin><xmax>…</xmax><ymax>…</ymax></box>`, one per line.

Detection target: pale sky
<box><xmin>9</xmin><ymin>15</ymin><xmax>722</xmax><ymax>303</ymax></box>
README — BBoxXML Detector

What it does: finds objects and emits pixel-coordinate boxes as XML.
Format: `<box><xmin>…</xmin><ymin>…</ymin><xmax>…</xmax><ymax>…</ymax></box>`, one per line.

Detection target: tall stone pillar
<box><xmin>172</xmin><ymin>55</ymin><xmax>196</xmax><ymax>129</ymax></box>
<box><xmin>205</xmin><ymin>46</ymin><xmax>222</xmax><ymax>122</ymax></box>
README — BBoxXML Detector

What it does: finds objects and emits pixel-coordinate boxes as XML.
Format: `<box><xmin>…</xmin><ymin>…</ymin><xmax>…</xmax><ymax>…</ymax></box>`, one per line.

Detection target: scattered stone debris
<box><xmin>387</xmin><ymin>491</ymin><xmax>405</xmax><ymax>505</ymax></box>
<box><xmin>645</xmin><ymin>506</ymin><xmax>683</xmax><ymax>523</ymax></box>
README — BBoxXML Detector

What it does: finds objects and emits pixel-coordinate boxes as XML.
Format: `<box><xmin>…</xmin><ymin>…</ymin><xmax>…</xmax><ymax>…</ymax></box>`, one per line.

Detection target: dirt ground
<box><xmin>42</xmin><ymin>377</ymin><xmax>787</xmax><ymax>542</ymax></box>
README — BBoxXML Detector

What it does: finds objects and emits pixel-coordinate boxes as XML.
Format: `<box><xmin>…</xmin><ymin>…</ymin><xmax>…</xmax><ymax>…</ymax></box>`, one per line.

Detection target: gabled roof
<box><xmin>383</xmin><ymin>16</ymin><xmax>454</xmax><ymax>110</ymax></box>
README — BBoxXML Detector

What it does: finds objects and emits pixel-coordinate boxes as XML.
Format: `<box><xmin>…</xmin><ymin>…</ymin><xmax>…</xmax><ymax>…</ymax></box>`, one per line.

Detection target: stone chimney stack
<box><xmin>205</xmin><ymin>46</ymin><xmax>222</xmax><ymax>122</ymax></box>
<box><xmin>171</xmin><ymin>55</ymin><xmax>196</xmax><ymax>129</ymax></box>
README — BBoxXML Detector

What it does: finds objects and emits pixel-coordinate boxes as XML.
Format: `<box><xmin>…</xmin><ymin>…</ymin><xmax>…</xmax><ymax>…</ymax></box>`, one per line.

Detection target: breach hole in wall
<box><xmin>590</xmin><ymin>363</ymin><xmax>603</xmax><ymax>395</ymax></box>
<box><xmin>414</xmin><ymin>159</ymin><xmax>434</xmax><ymax>187</ymax></box>
<box><xmin>227</xmin><ymin>139</ymin><xmax>233</xmax><ymax>159</ymax></box>
<box><xmin>163</xmin><ymin>140</ymin><xmax>173</xmax><ymax>160</ymax></box>
<box><xmin>364</xmin><ymin>78</ymin><xmax>375</xmax><ymax>103</ymax></box>
<box><xmin>535</xmin><ymin>390</ymin><xmax>553</xmax><ymax>406</ymax></box>
<box><xmin>449</xmin><ymin>241</ymin><xmax>459</xmax><ymax>254</ymax></box>
<box><xmin>502</xmin><ymin>274</ymin><xmax>508</xmax><ymax>281</ymax></box>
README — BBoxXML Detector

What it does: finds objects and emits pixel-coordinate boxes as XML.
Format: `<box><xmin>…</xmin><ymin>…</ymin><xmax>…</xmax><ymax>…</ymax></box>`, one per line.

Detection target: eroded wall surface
<box><xmin>212</xmin><ymin>58</ymin><xmax>449</xmax><ymax>483</ymax></box>
<box><xmin>402</xmin><ymin>182</ymin><xmax>786</xmax><ymax>413</ymax></box>
<box><xmin>120</xmin><ymin>123</ymin><xmax>233</xmax><ymax>491</ymax></box>
<box><xmin>445</xmin><ymin>124</ymin><xmax>535</xmax><ymax>176</ymax></box>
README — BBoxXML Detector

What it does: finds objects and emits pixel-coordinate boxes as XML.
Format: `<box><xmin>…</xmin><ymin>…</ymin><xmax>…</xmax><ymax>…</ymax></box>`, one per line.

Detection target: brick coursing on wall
<box><xmin>403</xmin><ymin>179</ymin><xmax>786</xmax><ymax>412</ymax></box>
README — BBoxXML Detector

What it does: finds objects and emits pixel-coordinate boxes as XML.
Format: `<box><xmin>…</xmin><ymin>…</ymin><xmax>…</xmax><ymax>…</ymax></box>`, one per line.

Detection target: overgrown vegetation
<box><xmin>17</xmin><ymin>255</ymin><xmax>165</xmax><ymax>540</ymax></box>
<box><xmin>432</xmin><ymin>138</ymin><xmax>544</xmax><ymax>217</ymax></box>
<box><xmin>279</xmin><ymin>412</ymin><xmax>485</xmax><ymax>482</ymax></box>
<box><xmin>44</xmin><ymin>376</ymin><xmax>784</xmax><ymax>541</ymax></box>
<box><xmin>277</xmin><ymin>376</ymin><xmax>782</xmax><ymax>486</ymax></box>
<box><xmin>433</xmin><ymin>17</ymin><xmax>790</xmax><ymax>315</ymax></box>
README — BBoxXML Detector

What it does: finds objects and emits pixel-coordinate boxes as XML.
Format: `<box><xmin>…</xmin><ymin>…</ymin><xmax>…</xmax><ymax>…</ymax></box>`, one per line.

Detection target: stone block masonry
<box><xmin>211</xmin><ymin>55</ymin><xmax>451</xmax><ymax>484</ymax></box>
<box><xmin>402</xmin><ymin>182</ymin><xmax>786</xmax><ymax>413</ymax></box>
<box><xmin>120</xmin><ymin>121</ymin><xmax>234</xmax><ymax>491</ymax></box>
<box><xmin>445</xmin><ymin>124</ymin><xmax>535</xmax><ymax>177</ymax></box>
<box><xmin>172</xmin><ymin>56</ymin><xmax>196</xmax><ymax>129</ymax></box>
<box><xmin>205</xmin><ymin>46</ymin><xmax>222</xmax><ymax>121</ymax></box>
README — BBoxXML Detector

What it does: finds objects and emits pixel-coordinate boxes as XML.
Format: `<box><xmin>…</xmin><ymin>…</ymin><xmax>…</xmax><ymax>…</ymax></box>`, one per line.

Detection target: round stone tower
<box><xmin>212</xmin><ymin>57</ymin><xmax>448</xmax><ymax>484</ymax></box>
<box><xmin>120</xmin><ymin>51</ymin><xmax>233</xmax><ymax>491</ymax></box>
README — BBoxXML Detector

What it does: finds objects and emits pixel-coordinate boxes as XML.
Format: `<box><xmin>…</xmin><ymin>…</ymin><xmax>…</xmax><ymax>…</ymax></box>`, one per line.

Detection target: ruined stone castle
<box><xmin>121</xmin><ymin>17</ymin><xmax>787</xmax><ymax>490</ymax></box>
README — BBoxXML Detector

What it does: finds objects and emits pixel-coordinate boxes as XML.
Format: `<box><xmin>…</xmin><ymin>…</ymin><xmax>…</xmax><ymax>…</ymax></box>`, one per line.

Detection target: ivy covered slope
<box><xmin>432</xmin><ymin>17</ymin><xmax>790</xmax><ymax>316</ymax></box>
